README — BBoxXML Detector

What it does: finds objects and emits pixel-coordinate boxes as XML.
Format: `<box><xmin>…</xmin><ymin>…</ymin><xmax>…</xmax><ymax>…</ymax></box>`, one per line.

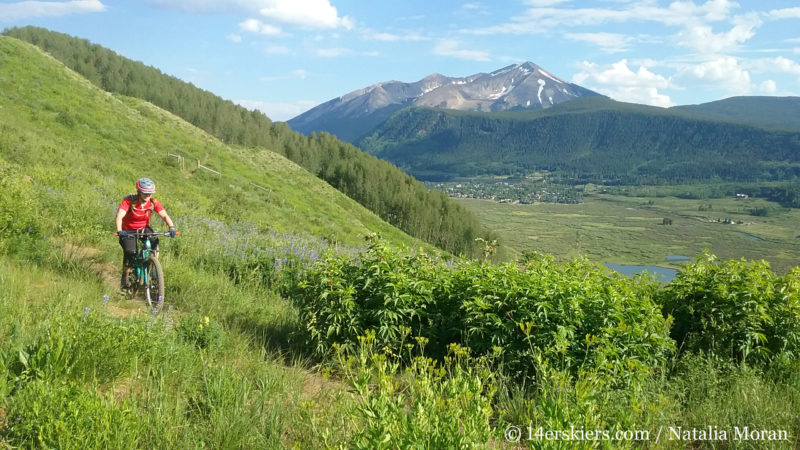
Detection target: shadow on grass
<box><xmin>226</xmin><ymin>312</ymin><xmax>312</xmax><ymax>366</ymax></box>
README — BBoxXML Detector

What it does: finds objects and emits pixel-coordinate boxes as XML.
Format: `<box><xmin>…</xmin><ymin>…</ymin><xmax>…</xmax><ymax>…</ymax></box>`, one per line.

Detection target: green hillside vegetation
<box><xmin>3</xmin><ymin>36</ymin><xmax>800</xmax><ymax>448</ymax></box>
<box><xmin>3</xmin><ymin>26</ymin><xmax>490</xmax><ymax>257</ymax></box>
<box><xmin>0</xmin><ymin>37</ymin><xmax>416</xmax><ymax>250</ymax></box>
<box><xmin>672</xmin><ymin>96</ymin><xmax>800</xmax><ymax>132</ymax></box>
<box><xmin>359</xmin><ymin>97</ymin><xmax>800</xmax><ymax>184</ymax></box>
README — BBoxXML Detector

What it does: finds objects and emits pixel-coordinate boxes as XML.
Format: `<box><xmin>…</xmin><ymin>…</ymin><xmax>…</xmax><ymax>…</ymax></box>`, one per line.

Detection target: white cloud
<box><xmin>290</xmin><ymin>69</ymin><xmax>307</xmax><ymax>79</ymax></box>
<box><xmin>471</xmin><ymin>0</ymin><xmax>741</xmax><ymax>35</ymax></box>
<box><xmin>564</xmin><ymin>32</ymin><xmax>632</xmax><ymax>53</ymax></box>
<box><xmin>367</xmin><ymin>31</ymin><xmax>429</xmax><ymax>42</ymax></box>
<box><xmin>259</xmin><ymin>0</ymin><xmax>353</xmax><ymax>30</ymax></box>
<box><xmin>523</xmin><ymin>0</ymin><xmax>570</xmax><ymax>6</ymax></box>
<box><xmin>234</xmin><ymin>99</ymin><xmax>319</xmax><ymax>121</ymax></box>
<box><xmin>149</xmin><ymin>0</ymin><xmax>353</xmax><ymax>30</ymax></box>
<box><xmin>677</xmin><ymin>56</ymin><xmax>752</xmax><ymax>93</ymax></box>
<box><xmin>767</xmin><ymin>7</ymin><xmax>800</xmax><ymax>20</ymax></box>
<box><xmin>227</xmin><ymin>34</ymin><xmax>242</xmax><ymax>43</ymax></box>
<box><xmin>0</xmin><ymin>0</ymin><xmax>105</xmax><ymax>21</ymax></box>
<box><xmin>759</xmin><ymin>79</ymin><xmax>777</xmax><ymax>93</ymax></box>
<box><xmin>433</xmin><ymin>39</ymin><xmax>490</xmax><ymax>61</ymax></box>
<box><xmin>148</xmin><ymin>0</ymin><xmax>265</xmax><ymax>14</ymax></box>
<box><xmin>768</xmin><ymin>56</ymin><xmax>800</xmax><ymax>76</ymax></box>
<box><xmin>573</xmin><ymin>59</ymin><xmax>674</xmax><ymax>107</ymax></box>
<box><xmin>239</xmin><ymin>18</ymin><xmax>284</xmax><ymax>36</ymax></box>
<box><xmin>316</xmin><ymin>47</ymin><xmax>353</xmax><ymax>58</ymax></box>
<box><xmin>677</xmin><ymin>13</ymin><xmax>761</xmax><ymax>54</ymax></box>
<box><xmin>760</xmin><ymin>56</ymin><xmax>800</xmax><ymax>84</ymax></box>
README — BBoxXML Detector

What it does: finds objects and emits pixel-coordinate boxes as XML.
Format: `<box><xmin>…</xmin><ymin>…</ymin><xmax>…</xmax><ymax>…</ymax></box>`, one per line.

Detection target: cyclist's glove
<box><xmin>117</xmin><ymin>230</ymin><xmax>128</xmax><ymax>237</ymax></box>
<box><xmin>169</xmin><ymin>227</ymin><xmax>176</xmax><ymax>238</ymax></box>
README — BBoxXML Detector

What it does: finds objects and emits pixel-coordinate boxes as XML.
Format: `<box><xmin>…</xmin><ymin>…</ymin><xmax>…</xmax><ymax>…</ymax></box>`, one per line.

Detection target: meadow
<box><xmin>457</xmin><ymin>193</ymin><xmax>800</xmax><ymax>273</ymax></box>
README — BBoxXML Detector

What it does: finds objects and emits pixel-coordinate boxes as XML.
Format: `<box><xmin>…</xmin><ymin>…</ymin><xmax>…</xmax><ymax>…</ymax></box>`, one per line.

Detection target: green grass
<box><xmin>458</xmin><ymin>193</ymin><xmax>800</xmax><ymax>273</ymax></box>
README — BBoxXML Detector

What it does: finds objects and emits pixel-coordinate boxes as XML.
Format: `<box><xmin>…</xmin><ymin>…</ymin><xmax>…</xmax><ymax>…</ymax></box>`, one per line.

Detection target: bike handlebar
<box><xmin>115</xmin><ymin>231</ymin><xmax>180</xmax><ymax>237</ymax></box>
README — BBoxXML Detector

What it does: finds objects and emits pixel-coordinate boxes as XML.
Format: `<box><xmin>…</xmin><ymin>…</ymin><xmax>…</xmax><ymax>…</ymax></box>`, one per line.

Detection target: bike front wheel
<box><xmin>143</xmin><ymin>255</ymin><xmax>165</xmax><ymax>308</ymax></box>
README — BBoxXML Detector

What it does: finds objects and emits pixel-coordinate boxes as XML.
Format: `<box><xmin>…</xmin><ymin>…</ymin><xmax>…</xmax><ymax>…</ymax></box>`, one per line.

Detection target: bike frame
<box><xmin>132</xmin><ymin>235</ymin><xmax>155</xmax><ymax>287</ymax></box>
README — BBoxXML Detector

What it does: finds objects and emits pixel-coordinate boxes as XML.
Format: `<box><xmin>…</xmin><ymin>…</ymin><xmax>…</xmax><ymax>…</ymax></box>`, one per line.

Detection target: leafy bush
<box><xmin>457</xmin><ymin>253</ymin><xmax>674</xmax><ymax>383</ymax></box>
<box><xmin>293</xmin><ymin>238</ymin><xmax>674</xmax><ymax>385</ymax></box>
<box><xmin>659</xmin><ymin>252</ymin><xmax>800</xmax><ymax>367</ymax></box>
<box><xmin>292</xmin><ymin>236</ymin><xmax>455</xmax><ymax>359</ymax></box>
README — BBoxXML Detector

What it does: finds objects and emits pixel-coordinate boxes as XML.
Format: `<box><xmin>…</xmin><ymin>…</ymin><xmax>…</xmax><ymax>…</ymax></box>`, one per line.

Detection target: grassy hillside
<box><xmin>3</xmin><ymin>26</ymin><xmax>491</xmax><ymax>256</ymax></box>
<box><xmin>0</xmin><ymin>36</ymin><xmax>418</xmax><ymax>248</ymax></box>
<box><xmin>358</xmin><ymin>97</ymin><xmax>800</xmax><ymax>183</ymax></box>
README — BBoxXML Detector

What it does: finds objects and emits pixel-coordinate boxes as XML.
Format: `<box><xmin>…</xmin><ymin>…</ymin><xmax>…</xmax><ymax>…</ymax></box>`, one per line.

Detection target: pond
<box><xmin>665</xmin><ymin>255</ymin><xmax>690</xmax><ymax>262</ymax></box>
<box><xmin>604</xmin><ymin>263</ymin><xmax>678</xmax><ymax>282</ymax></box>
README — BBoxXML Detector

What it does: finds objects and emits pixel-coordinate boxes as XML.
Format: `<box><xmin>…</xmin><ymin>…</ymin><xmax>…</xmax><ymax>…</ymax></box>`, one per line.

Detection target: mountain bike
<box><xmin>116</xmin><ymin>230</ymin><xmax>177</xmax><ymax>308</ymax></box>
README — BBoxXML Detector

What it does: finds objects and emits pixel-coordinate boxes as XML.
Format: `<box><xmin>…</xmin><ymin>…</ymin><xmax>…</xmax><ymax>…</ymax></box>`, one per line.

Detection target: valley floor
<box><xmin>458</xmin><ymin>193</ymin><xmax>800</xmax><ymax>274</ymax></box>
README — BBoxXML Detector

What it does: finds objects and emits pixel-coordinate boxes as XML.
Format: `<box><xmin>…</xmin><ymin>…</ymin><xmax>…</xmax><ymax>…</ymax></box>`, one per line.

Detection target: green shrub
<box><xmin>292</xmin><ymin>237</ymin><xmax>456</xmax><ymax>359</ymax></box>
<box><xmin>457</xmin><ymin>253</ymin><xmax>673</xmax><ymax>384</ymax></box>
<box><xmin>660</xmin><ymin>252</ymin><xmax>800</xmax><ymax>367</ymax></box>
<box><xmin>293</xmin><ymin>238</ymin><xmax>674</xmax><ymax>386</ymax></box>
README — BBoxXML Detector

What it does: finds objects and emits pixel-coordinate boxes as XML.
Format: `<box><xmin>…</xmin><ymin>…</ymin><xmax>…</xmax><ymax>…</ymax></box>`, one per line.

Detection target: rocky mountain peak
<box><xmin>288</xmin><ymin>62</ymin><xmax>601</xmax><ymax>142</ymax></box>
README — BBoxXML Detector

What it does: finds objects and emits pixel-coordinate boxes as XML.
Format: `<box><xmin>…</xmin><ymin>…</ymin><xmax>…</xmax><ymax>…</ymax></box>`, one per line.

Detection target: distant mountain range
<box><xmin>356</xmin><ymin>96</ymin><xmax>800</xmax><ymax>184</ymax></box>
<box><xmin>287</xmin><ymin>62</ymin><xmax>601</xmax><ymax>143</ymax></box>
<box><xmin>288</xmin><ymin>62</ymin><xmax>800</xmax><ymax>185</ymax></box>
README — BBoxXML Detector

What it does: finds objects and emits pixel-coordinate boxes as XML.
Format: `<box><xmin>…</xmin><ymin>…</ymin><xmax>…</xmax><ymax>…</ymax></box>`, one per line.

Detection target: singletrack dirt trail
<box><xmin>62</xmin><ymin>242</ymin><xmax>159</xmax><ymax>318</ymax></box>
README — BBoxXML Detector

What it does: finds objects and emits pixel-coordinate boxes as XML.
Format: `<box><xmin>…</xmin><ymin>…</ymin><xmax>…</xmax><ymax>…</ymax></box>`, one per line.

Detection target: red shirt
<box><xmin>119</xmin><ymin>195</ymin><xmax>164</xmax><ymax>230</ymax></box>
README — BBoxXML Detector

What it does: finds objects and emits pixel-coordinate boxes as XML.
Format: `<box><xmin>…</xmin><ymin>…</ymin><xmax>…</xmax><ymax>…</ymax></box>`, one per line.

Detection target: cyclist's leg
<box><xmin>119</xmin><ymin>234</ymin><xmax>136</xmax><ymax>288</ymax></box>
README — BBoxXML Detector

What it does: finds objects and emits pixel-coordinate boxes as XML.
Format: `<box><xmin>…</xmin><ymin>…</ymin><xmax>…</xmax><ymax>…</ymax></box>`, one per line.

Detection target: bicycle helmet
<box><xmin>136</xmin><ymin>177</ymin><xmax>156</xmax><ymax>194</ymax></box>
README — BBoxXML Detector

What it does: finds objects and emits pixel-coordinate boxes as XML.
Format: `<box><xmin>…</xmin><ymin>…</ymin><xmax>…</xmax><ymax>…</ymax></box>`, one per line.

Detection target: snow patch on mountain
<box><xmin>537</xmin><ymin>79</ymin><xmax>545</xmax><ymax>104</ymax></box>
<box><xmin>538</xmin><ymin>69</ymin><xmax>562</xmax><ymax>84</ymax></box>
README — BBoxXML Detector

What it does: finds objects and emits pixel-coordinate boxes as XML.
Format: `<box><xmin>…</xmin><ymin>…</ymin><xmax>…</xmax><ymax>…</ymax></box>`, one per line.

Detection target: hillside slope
<box><xmin>358</xmin><ymin>97</ymin><xmax>800</xmax><ymax>183</ymax></box>
<box><xmin>3</xmin><ymin>26</ymin><xmax>490</xmax><ymax>256</ymax></box>
<box><xmin>0</xmin><ymin>35</ymin><xmax>420</xmax><ymax>249</ymax></box>
<box><xmin>671</xmin><ymin>96</ymin><xmax>800</xmax><ymax>132</ymax></box>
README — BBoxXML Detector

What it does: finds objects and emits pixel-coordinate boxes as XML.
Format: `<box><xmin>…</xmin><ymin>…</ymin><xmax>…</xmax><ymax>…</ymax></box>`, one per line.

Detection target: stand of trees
<box><xmin>3</xmin><ymin>26</ymin><xmax>492</xmax><ymax>256</ymax></box>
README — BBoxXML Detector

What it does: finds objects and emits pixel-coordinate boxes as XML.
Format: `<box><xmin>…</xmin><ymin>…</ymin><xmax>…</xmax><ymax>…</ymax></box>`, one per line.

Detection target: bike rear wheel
<box><xmin>143</xmin><ymin>255</ymin><xmax>165</xmax><ymax>308</ymax></box>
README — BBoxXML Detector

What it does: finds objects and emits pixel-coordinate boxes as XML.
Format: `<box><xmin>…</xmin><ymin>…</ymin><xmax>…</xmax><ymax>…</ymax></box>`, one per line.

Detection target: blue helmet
<box><xmin>136</xmin><ymin>177</ymin><xmax>156</xmax><ymax>194</ymax></box>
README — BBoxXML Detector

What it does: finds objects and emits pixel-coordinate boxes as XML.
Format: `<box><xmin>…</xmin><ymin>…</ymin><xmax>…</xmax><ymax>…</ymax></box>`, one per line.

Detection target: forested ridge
<box><xmin>359</xmin><ymin>99</ymin><xmax>800</xmax><ymax>184</ymax></box>
<box><xmin>2</xmin><ymin>26</ymin><xmax>491</xmax><ymax>256</ymax></box>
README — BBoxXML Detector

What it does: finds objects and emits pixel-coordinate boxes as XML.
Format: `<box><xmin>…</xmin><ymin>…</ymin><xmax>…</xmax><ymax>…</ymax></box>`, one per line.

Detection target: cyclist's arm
<box><xmin>115</xmin><ymin>208</ymin><xmax>126</xmax><ymax>232</ymax></box>
<box><xmin>157</xmin><ymin>209</ymin><xmax>175</xmax><ymax>228</ymax></box>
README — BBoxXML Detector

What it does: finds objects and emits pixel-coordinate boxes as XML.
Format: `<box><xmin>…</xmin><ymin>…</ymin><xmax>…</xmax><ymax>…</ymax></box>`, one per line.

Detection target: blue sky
<box><xmin>2</xmin><ymin>0</ymin><xmax>799</xmax><ymax>121</ymax></box>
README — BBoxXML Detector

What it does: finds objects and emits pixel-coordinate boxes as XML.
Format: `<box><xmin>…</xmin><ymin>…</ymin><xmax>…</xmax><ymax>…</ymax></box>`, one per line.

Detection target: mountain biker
<box><xmin>115</xmin><ymin>177</ymin><xmax>176</xmax><ymax>290</ymax></box>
